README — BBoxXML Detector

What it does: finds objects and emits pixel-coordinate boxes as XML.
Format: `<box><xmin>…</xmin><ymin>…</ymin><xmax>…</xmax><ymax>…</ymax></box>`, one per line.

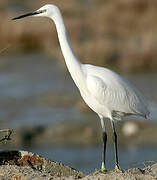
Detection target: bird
<box><xmin>12</xmin><ymin>4</ymin><xmax>150</xmax><ymax>172</ymax></box>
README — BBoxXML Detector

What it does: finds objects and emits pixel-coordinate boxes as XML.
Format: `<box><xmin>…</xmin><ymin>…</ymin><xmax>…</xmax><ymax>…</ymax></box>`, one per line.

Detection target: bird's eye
<box><xmin>41</xmin><ymin>9</ymin><xmax>47</xmax><ymax>13</ymax></box>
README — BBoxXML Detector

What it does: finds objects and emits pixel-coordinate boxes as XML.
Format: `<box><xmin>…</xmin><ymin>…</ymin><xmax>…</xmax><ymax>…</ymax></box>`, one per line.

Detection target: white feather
<box><xmin>83</xmin><ymin>64</ymin><xmax>149</xmax><ymax>119</ymax></box>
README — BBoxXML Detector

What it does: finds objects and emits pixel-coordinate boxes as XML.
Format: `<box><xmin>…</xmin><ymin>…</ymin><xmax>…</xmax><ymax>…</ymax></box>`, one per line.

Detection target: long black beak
<box><xmin>12</xmin><ymin>11</ymin><xmax>42</xmax><ymax>20</ymax></box>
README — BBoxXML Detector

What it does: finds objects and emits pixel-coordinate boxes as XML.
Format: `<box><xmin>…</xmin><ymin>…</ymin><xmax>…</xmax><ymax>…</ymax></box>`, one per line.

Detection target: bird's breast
<box><xmin>80</xmin><ymin>90</ymin><xmax>111</xmax><ymax>118</ymax></box>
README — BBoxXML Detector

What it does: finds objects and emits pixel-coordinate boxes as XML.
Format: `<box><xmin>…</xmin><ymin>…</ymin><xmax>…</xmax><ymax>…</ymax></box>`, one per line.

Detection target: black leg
<box><xmin>102</xmin><ymin>131</ymin><xmax>107</xmax><ymax>170</ymax></box>
<box><xmin>100</xmin><ymin>116</ymin><xmax>107</xmax><ymax>171</ymax></box>
<box><xmin>111</xmin><ymin>120</ymin><xmax>120</xmax><ymax>170</ymax></box>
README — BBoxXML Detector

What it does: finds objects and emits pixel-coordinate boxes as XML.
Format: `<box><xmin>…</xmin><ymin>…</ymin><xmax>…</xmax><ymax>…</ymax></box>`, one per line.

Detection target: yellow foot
<box><xmin>92</xmin><ymin>169</ymin><xmax>108</xmax><ymax>175</ymax></box>
<box><xmin>114</xmin><ymin>164</ymin><xmax>123</xmax><ymax>173</ymax></box>
<box><xmin>91</xmin><ymin>162</ymin><xmax>108</xmax><ymax>175</ymax></box>
<box><xmin>101</xmin><ymin>162</ymin><xmax>107</xmax><ymax>172</ymax></box>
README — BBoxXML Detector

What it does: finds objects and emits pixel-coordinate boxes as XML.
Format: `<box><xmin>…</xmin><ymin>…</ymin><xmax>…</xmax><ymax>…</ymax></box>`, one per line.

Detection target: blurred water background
<box><xmin>0</xmin><ymin>0</ymin><xmax>157</xmax><ymax>174</ymax></box>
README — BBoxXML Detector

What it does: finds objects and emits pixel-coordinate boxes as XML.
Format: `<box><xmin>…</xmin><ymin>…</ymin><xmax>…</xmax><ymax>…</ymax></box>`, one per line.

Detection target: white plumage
<box><xmin>12</xmin><ymin>4</ymin><xmax>150</xmax><ymax>172</ymax></box>
<box><xmin>83</xmin><ymin>64</ymin><xmax>149</xmax><ymax>120</ymax></box>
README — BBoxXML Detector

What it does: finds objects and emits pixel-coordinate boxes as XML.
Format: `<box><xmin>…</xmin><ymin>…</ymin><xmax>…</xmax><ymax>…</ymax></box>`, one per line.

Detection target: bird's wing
<box><xmin>86</xmin><ymin>75</ymin><xmax>107</xmax><ymax>103</ymax></box>
<box><xmin>85</xmin><ymin>64</ymin><xmax>149</xmax><ymax>117</ymax></box>
<box><xmin>86</xmin><ymin>74</ymin><xmax>130</xmax><ymax>114</ymax></box>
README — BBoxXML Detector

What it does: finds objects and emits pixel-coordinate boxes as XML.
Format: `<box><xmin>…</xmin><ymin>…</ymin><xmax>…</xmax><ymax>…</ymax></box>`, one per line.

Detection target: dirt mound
<box><xmin>0</xmin><ymin>150</ymin><xmax>157</xmax><ymax>180</ymax></box>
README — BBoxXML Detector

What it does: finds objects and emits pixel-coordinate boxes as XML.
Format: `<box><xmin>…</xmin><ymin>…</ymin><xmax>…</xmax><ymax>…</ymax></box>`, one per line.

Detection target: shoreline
<box><xmin>0</xmin><ymin>150</ymin><xmax>157</xmax><ymax>180</ymax></box>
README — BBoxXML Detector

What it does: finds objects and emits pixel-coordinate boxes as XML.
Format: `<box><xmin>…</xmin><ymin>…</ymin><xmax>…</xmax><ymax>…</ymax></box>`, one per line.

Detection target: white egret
<box><xmin>12</xmin><ymin>4</ymin><xmax>150</xmax><ymax>172</ymax></box>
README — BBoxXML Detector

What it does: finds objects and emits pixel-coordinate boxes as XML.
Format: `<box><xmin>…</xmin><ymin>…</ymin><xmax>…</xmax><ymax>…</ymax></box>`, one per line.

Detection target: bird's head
<box><xmin>12</xmin><ymin>4</ymin><xmax>59</xmax><ymax>20</ymax></box>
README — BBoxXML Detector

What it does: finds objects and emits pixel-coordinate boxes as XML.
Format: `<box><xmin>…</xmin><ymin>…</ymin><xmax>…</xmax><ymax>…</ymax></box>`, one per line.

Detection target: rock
<box><xmin>0</xmin><ymin>150</ymin><xmax>157</xmax><ymax>179</ymax></box>
<box><xmin>0</xmin><ymin>150</ymin><xmax>85</xmax><ymax>179</ymax></box>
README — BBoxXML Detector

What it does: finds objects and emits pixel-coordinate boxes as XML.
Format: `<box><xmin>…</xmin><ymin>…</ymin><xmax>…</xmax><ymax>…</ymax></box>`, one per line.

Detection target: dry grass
<box><xmin>1</xmin><ymin>0</ymin><xmax>157</xmax><ymax>72</ymax></box>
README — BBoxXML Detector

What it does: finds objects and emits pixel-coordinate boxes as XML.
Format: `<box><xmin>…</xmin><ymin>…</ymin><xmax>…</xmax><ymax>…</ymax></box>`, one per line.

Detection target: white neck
<box><xmin>50</xmin><ymin>9</ymin><xmax>85</xmax><ymax>90</ymax></box>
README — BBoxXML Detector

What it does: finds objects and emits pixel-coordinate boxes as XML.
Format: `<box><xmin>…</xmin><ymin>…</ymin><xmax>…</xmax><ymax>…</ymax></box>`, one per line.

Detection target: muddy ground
<box><xmin>0</xmin><ymin>150</ymin><xmax>157</xmax><ymax>180</ymax></box>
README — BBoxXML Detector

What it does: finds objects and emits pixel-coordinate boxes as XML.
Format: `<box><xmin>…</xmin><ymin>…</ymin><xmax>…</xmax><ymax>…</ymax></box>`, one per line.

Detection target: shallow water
<box><xmin>0</xmin><ymin>53</ymin><xmax>156</xmax><ymax>128</ymax></box>
<box><xmin>0</xmin><ymin>53</ymin><xmax>83</xmax><ymax>128</ymax></box>
<box><xmin>0</xmin><ymin>53</ymin><xmax>157</xmax><ymax>174</ymax></box>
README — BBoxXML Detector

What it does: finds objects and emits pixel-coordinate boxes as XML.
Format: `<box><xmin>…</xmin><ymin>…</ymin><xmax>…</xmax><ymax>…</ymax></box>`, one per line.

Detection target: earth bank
<box><xmin>0</xmin><ymin>150</ymin><xmax>157</xmax><ymax>180</ymax></box>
